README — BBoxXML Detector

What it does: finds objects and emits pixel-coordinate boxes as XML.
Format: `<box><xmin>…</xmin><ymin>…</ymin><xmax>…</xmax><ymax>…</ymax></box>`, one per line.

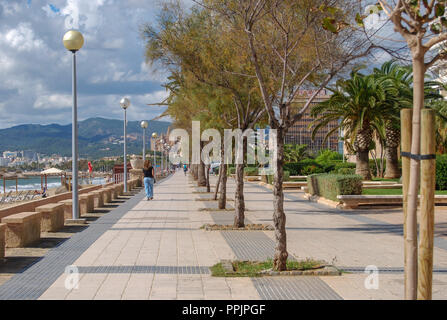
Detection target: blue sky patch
<box><xmin>49</xmin><ymin>4</ymin><xmax>60</xmax><ymax>13</ymax></box>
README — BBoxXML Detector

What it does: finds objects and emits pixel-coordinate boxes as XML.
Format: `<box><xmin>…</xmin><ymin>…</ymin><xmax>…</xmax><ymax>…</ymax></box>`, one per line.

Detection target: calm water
<box><xmin>1</xmin><ymin>176</ymin><xmax>106</xmax><ymax>194</ymax></box>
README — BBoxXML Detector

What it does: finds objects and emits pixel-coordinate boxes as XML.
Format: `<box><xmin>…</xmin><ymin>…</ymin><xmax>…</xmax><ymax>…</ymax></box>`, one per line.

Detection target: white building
<box><xmin>0</xmin><ymin>157</ymin><xmax>11</xmax><ymax>167</ymax></box>
<box><xmin>3</xmin><ymin>151</ymin><xmax>17</xmax><ymax>158</ymax></box>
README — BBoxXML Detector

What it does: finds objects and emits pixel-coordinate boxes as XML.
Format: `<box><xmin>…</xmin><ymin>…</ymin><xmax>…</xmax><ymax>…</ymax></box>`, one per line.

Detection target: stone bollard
<box><xmin>110</xmin><ymin>186</ymin><xmax>119</xmax><ymax>199</ymax></box>
<box><xmin>59</xmin><ymin>199</ymin><xmax>73</xmax><ymax>220</ymax></box>
<box><xmin>117</xmin><ymin>183</ymin><xmax>124</xmax><ymax>195</ymax></box>
<box><xmin>130</xmin><ymin>169</ymin><xmax>143</xmax><ymax>188</ymax></box>
<box><xmin>0</xmin><ymin>223</ymin><xmax>5</xmax><ymax>259</ymax></box>
<box><xmin>35</xmin><ymin>203</ymin><xmax>65</xmax><ymax>232</ymax></box>
<box><xmin>1</xmin><ymin>212</ymin><xmax>41</xmax><ymax>248</ymax></box>
<box><xmin>102</xmin><ymin>187</ymin><xmax>112</xmax><ymax>203</ymax></box>
<box><xmin>92</xmin><ymin>190</ymin><xmax>104</xmax><ymax>208</ymax></box>
<box><xmin>80</xmin><ymin>194</ymin><xmax>94</xmax><ymax>213</ymax></box>
<box><xmin>59</xmin><ymin>198</ymin><xmax>88</xmax><ymax>219</ymax></box>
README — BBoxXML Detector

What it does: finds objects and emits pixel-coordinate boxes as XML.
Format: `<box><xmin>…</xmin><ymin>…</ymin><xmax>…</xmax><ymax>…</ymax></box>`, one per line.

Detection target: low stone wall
<box><xmin>0</xmin><ymin>184</ymin><xmax>104</xmax><ymax>220</ymax></box>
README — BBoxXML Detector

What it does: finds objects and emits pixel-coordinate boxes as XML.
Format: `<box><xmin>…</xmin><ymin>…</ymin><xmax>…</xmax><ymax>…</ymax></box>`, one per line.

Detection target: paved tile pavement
<box><xmin>2</xmin><ymin>170</ymin><xmax>447</xmax><ymax>299</ymax></box>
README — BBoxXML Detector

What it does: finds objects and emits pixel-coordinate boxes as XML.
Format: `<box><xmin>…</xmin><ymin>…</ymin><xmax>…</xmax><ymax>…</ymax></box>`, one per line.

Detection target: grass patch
<box><xmin>371</xmin><ymin>178</ymin><xmax>400</xmax><ymax>182</ymax></box>
<box><xmin>362</xmin><ymin>188</ymin><xmax>403</xmax><ymax>195</ymax></box>
<box><xmin>362</xmin><ymin>188</ymin><xmax>447</xmax><ymax>195</ymax></box>
<box><xmin>288</xmin><ymin>178</ymin><xmax>307</xmax><ymax>182</ymax></box>
<box><xmin>210</xmin><ymin>259</ymin><xmax>325</xmax><ymax>277</ymax></box>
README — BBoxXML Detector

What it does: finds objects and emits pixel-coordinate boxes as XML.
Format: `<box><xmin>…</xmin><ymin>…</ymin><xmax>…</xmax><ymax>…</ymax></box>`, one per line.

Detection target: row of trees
<box><xmin>142</xmin><ymin>0</ymin><xmax>447</xmax><ymax>299</ymax></box>
<box><xmin>143</xmin><ymin>0</ymin><xmax>375</xmax><ymax>271</ymax></box>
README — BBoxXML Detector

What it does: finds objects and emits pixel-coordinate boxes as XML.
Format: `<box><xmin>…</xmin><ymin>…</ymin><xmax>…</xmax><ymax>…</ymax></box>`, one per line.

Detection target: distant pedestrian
<box><xmin>183</xmin><ymin>164</ymin><xmax>188</xmax><ymax>176</ymax></box>
<box><xmin>41</xmin><ymin>187</ymin><xmax>47</xmax><ymax>198</ymax></box>
<box><xmin>143</xmin><ymin>160</ymin><xmax>155</xmax><ymax>200</ymax></box>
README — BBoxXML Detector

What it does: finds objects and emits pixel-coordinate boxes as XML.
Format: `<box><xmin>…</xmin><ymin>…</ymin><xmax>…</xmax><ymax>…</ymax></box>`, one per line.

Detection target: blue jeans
<box><xmin>144</xmin><ymin>177</ymin><xmax>154</xmax><ymax>198</ymax></box>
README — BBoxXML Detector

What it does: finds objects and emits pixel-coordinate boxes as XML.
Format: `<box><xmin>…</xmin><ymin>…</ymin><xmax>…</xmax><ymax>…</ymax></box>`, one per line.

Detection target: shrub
<box><xmin>436</xmin><ymin>155</ymin><xmax>447</xmax><ymax>190</ymax></box>
<box><xmin>283</xmin><ymin>162</ymin><xmax>301</xmax><ymax>175</ymax></box>
<box><xmin>284</xmin><ymin>159</ymin><xmax>323</xmax><ymax>175</ymax></box>
<box><xmin>306</xmin><ymin>173</ymin><xmax>363</xmax><ymax>201</ymax></box>
<box><xmin>320</xmin><ymin>162</ymin><xmax>336</xmax><ymax>173</ymax></box>
<box><xmin>302</xmin><ymin>165</ymin><xmax>325</xmax><ymax>175</ymax></box>
<box><xmin>244</xmin><ymin>167</ymin><xmax>258</xmax><ymax>176</ymax></box>
<box><xmin>267</xmin><ymin>174</ymin><xmax>274</xmax><ymax>185</ymax></box>
<box><xmin>283</xmin><ymin>170</ymin><xmax>290</xmax><ymax>181</ymax></box>
<box><xmin>228</xmin><ymin>167</ymin><xmax>235</xmax><ymax>175</ymax></box>
<box><xmin>315</xmin><ymin>149</ymin><xmax>343</xmax><ymax>164</ymax></box>
<box><xmin>337</xmin><ymin>167</ymin><xmax>356</xmax><ymax>175</ymax></box>
<box><xmin>333</xmin><ymin>162</ymin><xmax>356</xmax><ymax>172</ymax></box>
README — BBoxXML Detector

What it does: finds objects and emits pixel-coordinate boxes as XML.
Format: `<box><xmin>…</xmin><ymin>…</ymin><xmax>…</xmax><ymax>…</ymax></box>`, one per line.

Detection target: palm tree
<box><xmin>284</xmin><ymin>144</ymin><xmax>308</xmax><ymax>163</ymax></box>
<box><xmin>373</xmin><ymin>61</ymin><xmax>412</xmax><ymax>178</ymax></box>
<box><xmin>310</xmin><ymin>72</ymin><xmax>395</xmax><ymax>180</ymax></box>
<box><xmin>427</xmin><ymin>99</ymin><xmax>447</xmax><ymax>154</ymax></box>
<box><xmin>373</xmin><ymin>60</ymin><xmax>444</xmax><ymax>178</ymax></box>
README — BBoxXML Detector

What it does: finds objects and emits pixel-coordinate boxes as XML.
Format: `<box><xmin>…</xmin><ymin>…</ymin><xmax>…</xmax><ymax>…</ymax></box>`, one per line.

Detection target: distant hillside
<box><xmin>0</xmin><ymin>117</ymin><xmax>171</xmax><ymax>159</ymax></box>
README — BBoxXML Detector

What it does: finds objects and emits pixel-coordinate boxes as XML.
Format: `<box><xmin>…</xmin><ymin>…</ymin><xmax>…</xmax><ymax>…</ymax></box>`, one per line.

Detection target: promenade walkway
<box><xmin>0</xmin><ymin>171</ymin><xmax>447</xmax><ymax>299</ymax></box>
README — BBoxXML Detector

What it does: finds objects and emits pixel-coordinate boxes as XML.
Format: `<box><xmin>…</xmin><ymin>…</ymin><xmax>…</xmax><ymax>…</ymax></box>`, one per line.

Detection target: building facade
<box><xmin>285</xmin><ymin>90</ymin><xmax>340</xmax><ymax>154</ymax></box>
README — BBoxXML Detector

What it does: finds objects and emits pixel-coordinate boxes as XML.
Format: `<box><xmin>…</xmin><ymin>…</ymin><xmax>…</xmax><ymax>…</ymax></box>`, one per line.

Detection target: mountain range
<box><xmin>0</xmin><ymin>117</ymin><xmax>171</xmax><ymax>159</ymax></box>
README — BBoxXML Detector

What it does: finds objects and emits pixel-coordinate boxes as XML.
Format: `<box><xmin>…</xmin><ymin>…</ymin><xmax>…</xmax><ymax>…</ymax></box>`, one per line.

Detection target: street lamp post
<box><xmin>165</xmin><ymin>144</ymin><xmax>171</xmax><ymax>173</ymax></box>
<box><xmin>141</xmin><ymin>121</ymin><xmax>148</xmax><ymax>162</ymax></box>
<box><xmin>152</xmin><ymin>132</ymin><xmax>158</xmax><ymax>177</ymax></box>
<box><xmin>120</xmin><ymin>98</ymin><xmax>130</xmax><ymax>193</ymax></box>
<box><xmin>63</xmin><ymin>30</ymin><xmax>84</xmax><ymax>221</ymax></box>
<box><xmin>164</xmin><ymin>143</ymin><xmax>169</xmax><ymax>174</ymax></box>
<box><xmin>161</xmin><ymin>139</ymin><xmax>166</xmax><ymax>174</ymax></box>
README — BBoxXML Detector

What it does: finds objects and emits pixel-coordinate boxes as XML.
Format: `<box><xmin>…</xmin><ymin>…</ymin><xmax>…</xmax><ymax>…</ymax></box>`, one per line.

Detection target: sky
<box><xmin>0</xmin><ymin>0</ymin><xmax>192</xmax><ymax>129</ymax></box>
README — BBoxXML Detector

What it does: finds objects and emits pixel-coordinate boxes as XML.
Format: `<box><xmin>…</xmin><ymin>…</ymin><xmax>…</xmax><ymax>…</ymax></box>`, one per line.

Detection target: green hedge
<box><xmin>284</xmin><ymin>159</ymin><xmax>323</xmax><ymax>175</ymax></box>
<box><xmin>262</xmin><ymin>171</ymin><xmax>290</xmax><ymax>184</ymax></box>
<box><xmin>306</xmin><ymin>174</ymin><xmax>363</xmax><ymax>201</ymax></box>
<box><xmin>337</xmin><ymin>167</ymin><xmax>356</xmax><ymax>175</ymax></box>
<box><xmin>437</xmin><ymin>155</ymin><xmax>447</xmax><ymax>190</ymax></box>
<box><xmin>244</xmin><ymin>167</ymin><xmax>259</xmax><ymax>176</ymax></box>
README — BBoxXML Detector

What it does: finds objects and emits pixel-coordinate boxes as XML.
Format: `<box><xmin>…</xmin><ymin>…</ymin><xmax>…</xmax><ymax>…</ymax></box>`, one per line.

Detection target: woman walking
<box><xmin>143</xmin><ymin>160</ymin><xmax>155</xmax><ymax>200</ymax></box>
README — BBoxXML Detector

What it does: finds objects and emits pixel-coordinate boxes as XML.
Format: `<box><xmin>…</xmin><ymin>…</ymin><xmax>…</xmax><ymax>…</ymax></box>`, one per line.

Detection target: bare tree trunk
<box><xmin>198</xmin><ymin>161</ymin><xmax>206</xmax><ymax>187</ymax></box>
<box><xmin>384</xmin><ymin>146</ymin><xmax>400</xmax><ymax>179</ymax></box>
<box><xmin>214</xmin><ymin>146</ymin><xmax>225</xmax><ymax>200</ymax></box>
<box><xmin>214</xmin><ymin>163</ymin><xmax>223</xmax><ymax>200</ymax></box>
<box><xmin>405</xmin><ymin>56</ymin><xmax>425</xmax><ymax>300</ymax></box>
<box><xmin>273</xmin><ymin>128</ymin><xmax>288</xmax><ymax>271</ymax></box>
<box><xmin>192</xmin><ymin>164</ymin><xmax>198</xmax><ymax>180</ymax></box>
<box><xmin>219</xmin><ymin>164</ymin><xmax>227</xmax><ymax>209</ymax></box>
<box><xmin>233</xmin><ymin>163</ymin><xmax>245</xmax><ymax>227</ymax></box>
<box><xmin>206</xmin><ymin>164</ymin><xmax>210</xmax><ymax>192</ymax></box>
<box><xmin>355</xmin><ymin>150</ymin><xmax>372</xmax><ymax>180</ymax></box>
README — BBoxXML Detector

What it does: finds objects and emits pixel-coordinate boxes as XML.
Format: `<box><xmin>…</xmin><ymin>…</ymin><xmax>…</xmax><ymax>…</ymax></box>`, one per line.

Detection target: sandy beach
<box><xmin>0</xmin><ymin>188</ymin><xmax>59</xmax><ymax>209</ymax></box>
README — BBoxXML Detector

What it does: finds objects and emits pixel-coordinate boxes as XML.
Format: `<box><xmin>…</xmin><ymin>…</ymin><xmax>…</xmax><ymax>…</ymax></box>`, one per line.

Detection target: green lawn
<box><xmin>362</xmin><ymin>189</ymin><xmax>447</xmax><ymax>195</ymax></box>
<box><xmin>371</xmin><ymin>177</ymin><xmax>401</xmax><ymax>182</ymax></box>
<box><xmin>288</xmin><ymin>178</ymin><xmax>307</xmax><ymax>182</ymax></box>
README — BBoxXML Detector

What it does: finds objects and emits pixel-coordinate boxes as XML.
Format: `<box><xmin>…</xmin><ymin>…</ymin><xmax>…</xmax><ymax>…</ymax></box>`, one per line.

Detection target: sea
<box><xmin>1</xmin><ymin>176</ymin><xmax>106</xmax><ymax>194</ymax></box>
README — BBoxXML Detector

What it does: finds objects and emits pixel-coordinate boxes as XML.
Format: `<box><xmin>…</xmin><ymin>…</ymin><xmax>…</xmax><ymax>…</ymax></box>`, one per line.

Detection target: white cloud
<box><xmin>61</xmin><ymin>0</ymin><xmax>107</xmax><ymax>30</ymax></box>
<box><xmin>34</xmin><ymin>94</ymin><xmax>72</xmax><ymax>110</ymax></box>
<box><xmin>0</xmin><ymin>0</ymin><xmax>178</xmax><ymax>129</ymax></box>
<box><xmin>1</xmin><ymin>23</ymin><xmax>45</xmax><ymax>52</ymax></box>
